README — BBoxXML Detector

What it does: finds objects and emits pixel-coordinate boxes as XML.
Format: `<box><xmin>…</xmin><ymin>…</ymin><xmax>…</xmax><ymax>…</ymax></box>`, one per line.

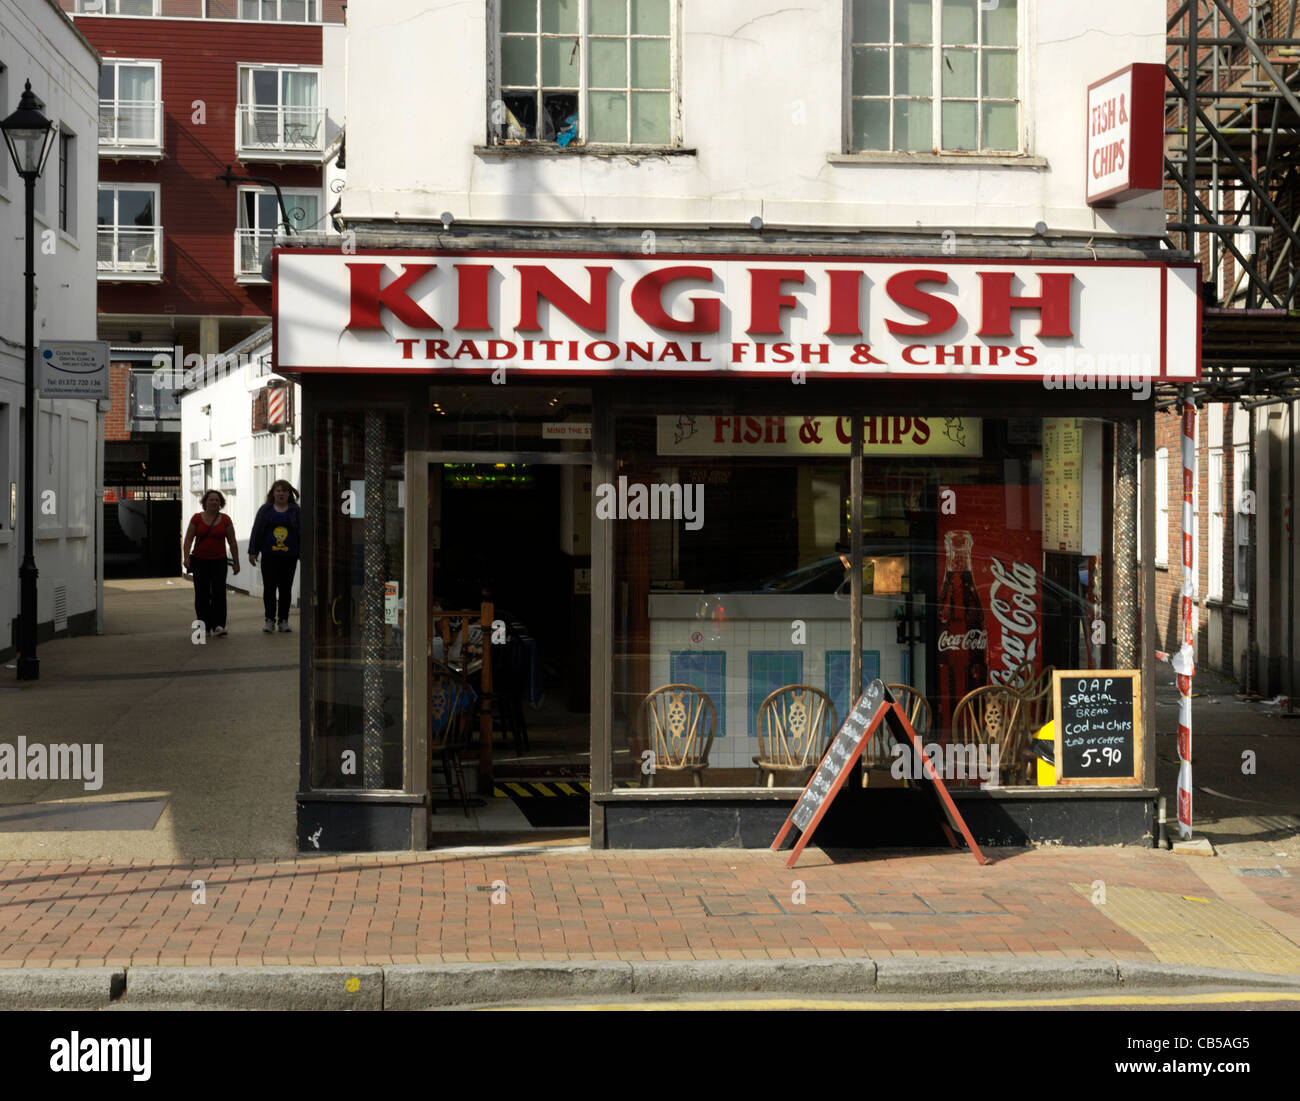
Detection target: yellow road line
<box><xmin>486</xmin><ymin>990</ymin><xmax>1300</xmax><ymax>1011</ymax></box>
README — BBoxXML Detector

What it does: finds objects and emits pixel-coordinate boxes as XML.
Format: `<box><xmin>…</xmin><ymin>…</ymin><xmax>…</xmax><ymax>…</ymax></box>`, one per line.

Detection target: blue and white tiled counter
<box><xmin>647</xmin><ymin>593</ymin><xmax>923</xmax><ymax>773</ymax></box>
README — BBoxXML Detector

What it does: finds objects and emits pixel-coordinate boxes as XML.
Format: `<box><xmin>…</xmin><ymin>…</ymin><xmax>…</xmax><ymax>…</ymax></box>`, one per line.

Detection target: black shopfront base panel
<box><xmin>602</xmin><ymin>789</ymin><xmax>1157</xmax><ymax>849</ymax></box>
<box><xmin>297</xmin><ymin>795</ymin><xmax>425</xmax><ymax>853</ymax></box>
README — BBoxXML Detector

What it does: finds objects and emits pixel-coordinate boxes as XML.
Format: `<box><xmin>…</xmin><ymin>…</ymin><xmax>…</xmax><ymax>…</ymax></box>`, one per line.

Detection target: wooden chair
<box><xmin>638</xmin><ymin>684</ymin><xmax>717</xmax><ymax>787</ymax></box>
<box><xmin>886</xmin><ymin>683</ymin><xmax>932</xmax><ymax>738</ymax></box>
<box><xmin>1015</xmin><ymin>664</ymin><xmax>1056</xmax><ymax>732</ymax></box>
<box><xmin>753</xmin><ymin>685</ymin><xmax>837</xmax><ymax>787</ymax></box>
<box><xmin>429</xmin><ymin>668</ymin><xmax>477</xmax><ymax>815</ymax></box>
<box><xmin>951</xmin><ymin>685</ymin><xmax>1029</xmax><ymax>786</ymax></box>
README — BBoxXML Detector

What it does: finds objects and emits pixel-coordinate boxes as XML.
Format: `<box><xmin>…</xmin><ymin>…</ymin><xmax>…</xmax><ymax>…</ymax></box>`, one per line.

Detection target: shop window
<box><xmin>848</xmin><ymin>0</ymin><xmax>1021</xmax><ymax>154</ymax></box>
<box><xmin>493</xmin><ymin>0</ymin><xmax>678</xmax><ymax>146</ymax></box>
<box><xmin>311</xmin><ymin>409</ymin><xmax>407</xmax><ymax>790</ymax></box>
<box><xmin>609</xmin><ymin>408</ymin><xmax>1120</xmax><ymax>795</ymax></box>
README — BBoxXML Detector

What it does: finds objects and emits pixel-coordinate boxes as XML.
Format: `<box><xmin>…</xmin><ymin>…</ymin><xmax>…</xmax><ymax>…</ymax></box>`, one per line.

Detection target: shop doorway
<box><xmin>425</xmin><ymin>453</ymin><xmax>593</xmax><ymax>840</ymax></box>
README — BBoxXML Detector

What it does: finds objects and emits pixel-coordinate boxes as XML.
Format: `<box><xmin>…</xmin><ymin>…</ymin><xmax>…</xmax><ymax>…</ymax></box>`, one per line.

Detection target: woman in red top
<box><xmin>182</xmin><ymin>489</ymin><xmax>241</xmax><ymax>636</ymax></box>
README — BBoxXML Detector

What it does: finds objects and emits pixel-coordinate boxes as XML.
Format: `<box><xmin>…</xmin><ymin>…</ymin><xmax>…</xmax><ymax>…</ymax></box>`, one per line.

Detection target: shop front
<box><xmin>275</xmin><ymin>246</ymin><xmax>1200</xmax><ymax>853</ymax></box>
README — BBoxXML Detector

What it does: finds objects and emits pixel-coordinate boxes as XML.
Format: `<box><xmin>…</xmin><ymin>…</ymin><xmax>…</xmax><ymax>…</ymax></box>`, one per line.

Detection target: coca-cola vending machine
<box><xmin>935</xmin><ymin>485</ymin><xmax>1043</xmax><ymax>737</ymax></box>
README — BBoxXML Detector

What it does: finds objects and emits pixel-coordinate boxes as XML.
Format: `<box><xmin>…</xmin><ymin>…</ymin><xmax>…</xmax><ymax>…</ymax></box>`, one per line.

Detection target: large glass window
<box><xmin>238</xmin><ymin>66</ymin><xmax>322</xmax><ymax>153</ymax></box>
<box><xmin>849</xmin><ymin>0</ymin><xmax>1020</xmax><ymax>153</ymax></box>
<box><xmin>311</xmin><ymin>410</ymin><xmax>407</xmax><ymax>789</ymax></box>
<box><xmin>611</xmin><ymin>408</ymin><xmax>1122</xmax><ymax>793</ymax></box>
<box><xmin>96</xmin><ymin>184</ymin><xmax>160</xmax><ymax>275</ymax></box>
<box><xmin>495</xmin><ymin>0</ymin><xmax>676</xmax><ymax>146</ymax></box>
<box><xmin>236</xmin><ymin>187</ymin><xmax>319</xmax><ymax>278</ymax></box>
<box><xmin>98</xmin><ymin>60</ymin><xmax>161</xmax><ymax>149</ymax></box>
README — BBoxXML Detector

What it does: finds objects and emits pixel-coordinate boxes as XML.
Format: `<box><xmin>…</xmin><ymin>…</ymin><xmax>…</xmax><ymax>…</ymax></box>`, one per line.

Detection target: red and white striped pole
<box><xmin>1174</xmin><ymin>400</ymin><xmax>1196</xmax><ymax>838</ymax></box>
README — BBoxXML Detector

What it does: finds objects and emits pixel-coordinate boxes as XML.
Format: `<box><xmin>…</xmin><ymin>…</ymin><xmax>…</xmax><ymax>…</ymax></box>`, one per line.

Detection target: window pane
<box><xmin>590</xmin><ymin>38</ymin><xmax>627</xmax><ymax>86</ymax></box>
<box><xmin>541</xmin><ymin>91</ymin><xmax>578</xmax><ymax>140</ymax></box>
<box><xmin>287</xmin><ymin>193</ymin><xmax>318</xmax><ymax>230</ymax></box>
<box><xmin>983</xmin><ymin>0</ymin><xmax>1016</xmax><ymax>47</ymax></box>
<box><xmin>502</xmin><ymin>0</ymin><xmax>536</xmax><ymax>32</ymax></box>
<box><xmin>257</xmin><ymin>192</ymin><xmax>279</xmax><ymax>228</ymax></box>
<box><xmin>982</xmin><ymin>49</ymin><xmax>1017</xmax><ymax>99</ymax></box>
<box><xmin>501</xmin><ymin>36</ymin><xmax>538</xmax><ymax>86</ymax></box>
<box><xmin>631</xmin><ymin>0</ymin><xmax>669</xmax><ymax>35</ymax></box>
<box><xmin>982</xmin><ymin>100</ymin><xmax>1017</xmax><ymax>150</ymax></box>
<box><xmin>590</xmin><ymin>0</ymin><xmax>626</xmax><ymax>34</ymax></box>
<box><xmin>893</xmin><ymin>0</ymin><xmax>932</xmax><ymax>43</ymax></box>
<box><xmin>853</xmin><ymin>46</ymin><xmax>889</xmax><ymax>96</ymax></box>
<box><xmin>631</xmin><ymin>38</ymin><xmax>670</xmax><ymax>89</ymax></box>
<box><xmin>98</xmin><ymin>189</ymin><xmax>114</xmax><ymax>225</ymax></box>
<box><xmin>119</xmin><ymin>190</ymin><xmax>154</xmax><ymax>226</ymax></box>
<box><xmin>502</xmin><ymin>92</ymin><xmax>538</xmax><ymax>139</ymax></box>
<box><xmin>631</xmin><ymin>90</ymin><xmax>670</xmax><ymax>143</ymax></box>
<box><xmin>542</xmin><ymin>36</ymin><xmax>579</xmax><ymax>86</ymax></box>
<box><xmin>894</xmin><ymin>98</ymin><xmax>932</xmax><ymax>151</ymax></box>
<box><xmin>941</xmin><ymin>0</ymin><xmax>976</xmax><ymax>43</ymax></box>
<box><xmin>852</xmin><ymin>0</ymin><xmax>889</xmax><ymax>43</ymax></box>
<box><xmin>852</xmin><ymin>98</ymin><xmax>890</xmax><ymax>150</ymax></box>
<box><xmin>894</xmin><ymin>47</ymin><xmax>932</xmax><ymax>95</ymax></box>
<box><xmin>941</xmin><ymin>48</ymin><xmax>975</xmax><ymax>97</ymax></box>
<box><xmin>100</xmin><ymin>66</ymin><xmax>115</xmax><ymax>100</ymax></box>
<box><xmin>589</xmin><ymin>90</ymin><xmax>627</xmax><ymax>141</ymax></box>
<box><xmin>941</xmin><ymin>100</ymin><xmax>976</xmax><ymax>149</ymax></box>
<box><xmin>540</xmin><ymin>0</ymin><xmax>578</xmax><ymax>34</ymax></box>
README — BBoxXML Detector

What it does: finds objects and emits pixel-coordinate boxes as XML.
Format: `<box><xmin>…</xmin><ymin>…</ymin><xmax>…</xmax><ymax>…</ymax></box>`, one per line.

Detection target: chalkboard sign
<box><xmin>790</xmin><ymin>680</ymin><xmax>885</xmax><ymax>832</ymax></box>
<box><xmin>772</xmin><ymin>679</ymin><xmax>987</xmax><ymax>867</ymax></box>
<box><xmin>1052</xmin><ymin>670</ymin><xmax>1143</xmax><ymax>786</ymax></box>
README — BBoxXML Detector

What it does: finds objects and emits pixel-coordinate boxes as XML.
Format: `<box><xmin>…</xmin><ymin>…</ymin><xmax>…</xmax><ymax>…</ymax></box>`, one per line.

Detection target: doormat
<box><xmin>0</xmin><ymin>799</ymin><xmax>167</xmax><ymax>832</ymax></box>
<box><xmin>495</xmin><ymin>782</ymin><xmax>589</xmax><ymax>828</ymax></box>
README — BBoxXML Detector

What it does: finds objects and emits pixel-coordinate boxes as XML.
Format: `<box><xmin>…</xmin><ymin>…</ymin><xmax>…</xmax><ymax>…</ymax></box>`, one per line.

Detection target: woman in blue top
<box><xmin>248</xmin><ymin>479</ymin><xmax>301</xmax><ymax>633</ymax></box>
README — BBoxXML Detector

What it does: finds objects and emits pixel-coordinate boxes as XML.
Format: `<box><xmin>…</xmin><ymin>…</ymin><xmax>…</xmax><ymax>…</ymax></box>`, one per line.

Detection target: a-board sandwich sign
<box><xmin>771</xmin><ymin>680</ymin><xmax>987</xmax><ymax>868</ymax></box>
<box><xmin>1051</xmin><ymin>670</ymin><xmax>1143</xmax><ymax>785</ymax></box>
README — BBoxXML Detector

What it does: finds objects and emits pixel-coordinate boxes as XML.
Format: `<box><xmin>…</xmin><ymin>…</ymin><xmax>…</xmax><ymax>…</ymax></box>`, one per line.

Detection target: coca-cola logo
<box><xmin>988</xmin><ymin>557</ymin><xmax>1041</xmax><ymax>684</ymax></box>
<box><xmin>938</xmin><ymin>629</ymin><xmax>988</xmax><ymax>653</ymax></box>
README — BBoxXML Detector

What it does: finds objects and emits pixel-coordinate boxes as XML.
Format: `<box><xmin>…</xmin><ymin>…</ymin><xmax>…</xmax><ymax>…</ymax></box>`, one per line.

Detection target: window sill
<box><xmin>474</xmin><ymin>143</ymin><xmax>696</xmax><ymax>161</ymax></box>
<box><xmin>58</xmin><ymin>229</ymin><xmax>79</xmax><ymax>250</ymax></box>
<box><xmin>99</xmin><ymin>145</ymin><xmax>165</xmax><ymax>161</ymax></box>
<box><xmin>828</xmin><ymin>151</ymin><xmax>1048</xmax><ymax>168</ymax></box>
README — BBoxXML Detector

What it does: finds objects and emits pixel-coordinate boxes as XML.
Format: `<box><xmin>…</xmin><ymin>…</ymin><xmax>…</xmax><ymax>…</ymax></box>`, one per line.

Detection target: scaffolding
<box><xmin>1162</xmin><ymin>0</ymin><xmax>1300</xmax><ymax>408</ymax></box>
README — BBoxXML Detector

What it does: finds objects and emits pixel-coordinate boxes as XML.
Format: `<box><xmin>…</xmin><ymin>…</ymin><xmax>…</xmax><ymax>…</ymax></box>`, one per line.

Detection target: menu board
<box><xmin>1052</xmin><ymin>670</ymin><xmax>1143</xmax><ymax>786</ymax></box>
<box><xmin>771</xmin><ymin>680</ymin><xmax>987</xmax><ymax>867</ymax></box>
<box><xmin>790</xmin><ymin>681</ymin><xmax>884</xmax><ymax>833</ymax></box>
<box><xmin>1042</xmin><ymin>417</ymin><xmax>1083</xmax><ymax>552</ymax></box>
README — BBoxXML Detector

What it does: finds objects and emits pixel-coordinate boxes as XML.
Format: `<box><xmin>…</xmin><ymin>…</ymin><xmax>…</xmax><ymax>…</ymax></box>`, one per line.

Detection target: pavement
<box><xmin>0</xmin><ymin>579</ymin><xmax>1298</xmax><ymax>1007</ymax></box>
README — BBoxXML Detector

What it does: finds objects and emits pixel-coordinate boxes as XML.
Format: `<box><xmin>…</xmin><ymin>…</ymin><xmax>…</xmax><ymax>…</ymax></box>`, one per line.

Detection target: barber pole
<box><xmin>1175</xmin><ymin>401</ymin><xmax>1195</xmax><ymax>838</ymax></box>
<box><xmin>267</xmin><ymin>386</ymin><xmax>286</xmax><ymax>427</ymax></box>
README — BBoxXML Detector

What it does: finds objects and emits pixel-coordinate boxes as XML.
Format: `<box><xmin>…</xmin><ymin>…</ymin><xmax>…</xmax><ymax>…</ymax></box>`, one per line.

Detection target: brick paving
<box><xmin>1</xmin><ymin>846</ymin><xmax>1297</xmax><ymax>973</ymax></box>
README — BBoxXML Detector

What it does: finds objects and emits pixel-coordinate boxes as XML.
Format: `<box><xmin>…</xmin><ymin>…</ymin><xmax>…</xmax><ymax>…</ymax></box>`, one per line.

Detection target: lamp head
<box><xmin>1</xmin><ymin>80</ymin><xmax>56</xmax><ymax>180</ymax></box>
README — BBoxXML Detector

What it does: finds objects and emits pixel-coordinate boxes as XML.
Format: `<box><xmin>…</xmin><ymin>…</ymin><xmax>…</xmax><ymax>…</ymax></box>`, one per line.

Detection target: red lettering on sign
<box><xmin>977</xmin><ymin>272</ymin><xmax>1075</xmax><ymax>338</ymax></box>
<box><xmin>825</xmin><ymin>269</ymin><xmax>863</xmax><ymax>336</ymax></box>
<box><xmin>347</xmin><ymin>263</ymin><xmax>440</xmax><ymax>330</ymax></box>
<box><xmin>885</xmin><ymin>270</ymin><xmax>959</xmax><ymax>336</ymax></box>
<box><xmin>454</xmin><ymin>265</ymin><xmax>492</xmax><ymax>330</ymax></box>
<box><xmin>630</xmin><ymin>266</ymin><xmax>720</xmax><ymax>333</ymax></box>
<box><xmin>516</xmin><ymin>266</ymin><xmax>612</xmax><ymax>332</ymax></box>
<box><xmin>747</xmin><ymin>269</ymin><xmax>807</xmax><ymax>335</ymax></box>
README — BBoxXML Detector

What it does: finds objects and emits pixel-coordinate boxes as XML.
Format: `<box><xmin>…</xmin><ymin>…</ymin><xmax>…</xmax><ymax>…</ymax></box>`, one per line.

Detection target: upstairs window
<box><xmin>848</xmin><ymin>0</ymin><xmax>1020</xmax><ymax>154</ymax></box>
<box><xmin>98</xmin><ymin>60</ymin><xmax>162</xmax><ymax>151</ymax></box>
<box><xmin>236</xmin><ymin>187</ymin><xmax>320</xmax><ymax>280</ymax></box>
<box><xmin>239</xmin><ymin>0</ymin><xmax>319</xmax><ymax>20</ymax></box>
<box><xmin>238</xmin><ymin>65</ymin><xmax>323</xmax><ymax>156</ymax></box>
<box><xmin>76</xmin><ymin>1</ymin><xmax>159</xmax><ymax>13</ymax></box>
<box><xmin>495</xmin><ymin>0</ymin><xmax>677</xmax><ymax>147</ymax></box>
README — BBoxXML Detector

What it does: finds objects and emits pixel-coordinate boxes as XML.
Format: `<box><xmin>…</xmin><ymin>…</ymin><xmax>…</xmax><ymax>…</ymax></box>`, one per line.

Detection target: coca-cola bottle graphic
<box><xmin>938</xmin><ymin>530</ymin><xmax>988</xmax><ymax>728</ymax></box>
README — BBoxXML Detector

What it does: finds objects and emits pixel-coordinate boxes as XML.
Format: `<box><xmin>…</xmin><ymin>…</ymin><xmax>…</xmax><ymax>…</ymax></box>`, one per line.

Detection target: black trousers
<box><xmin>261</xmin><ymin>555</ymin><xmax>298</xmax><ymax>621</ymax></box>
<box><xmin>191</xmin><ymin>557</ymin><xmax>228</xmax><ymax>632</ymax></box>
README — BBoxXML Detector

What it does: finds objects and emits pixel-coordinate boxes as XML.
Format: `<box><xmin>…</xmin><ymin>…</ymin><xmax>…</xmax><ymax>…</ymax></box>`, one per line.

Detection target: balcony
<box><xmin>97</xmin><ymin>226</ymin><xmax>163</xmax><ymax>280</ymax></box>
<box><xmin>235</xmin><ymin>229</ymin><xmax>273</xmax><ymax>282</ymax></box>
<box><xmin>98</xmin><ymin>98</ymin><xmax>164</xmax><ymax>157</ymax></box>
<box><xmin>236</xmin><ymin>104</ymin><xmax>325</xmax><ymax>161</ymax></box>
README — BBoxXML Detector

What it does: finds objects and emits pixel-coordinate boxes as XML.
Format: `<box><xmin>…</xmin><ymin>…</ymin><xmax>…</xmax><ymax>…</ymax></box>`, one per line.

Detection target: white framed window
<box><xmin>235</xmin><ymin>186</ymin><xmax>320</xmax><ymax>280</ymax></box>
<box><xmin>239</xmin><ymin>0</ymin><xmax>319</xmax><ymax>20</ymax></box>
<box><xmin>1234</xmin><ymin>444</ymin><xmax>1251</xmax><ymax>604</ymax></box>
<box><xmin>96</xmin><ymin>183</ymin><xmax>161</xmax><ymax>277</ymax></box>
<box><xmin>76</xmin><ymin>0</ymin><xmax>159</xmax><ymax>14</ymax></box>
<box><xmin>493</xmin><ymin>0</ymin><xmax>678</xmax><ymax>147</ymax></box>
<box><xmin>1208</xmin><ymin>448</ymin><xmax>1224</xmax><ymax>599</ymax></box>
<box><xmin>1155</xmin><ymin>447</ymin><xmax>1169</xmax><ymax>567</ymax></box>
<box><xmin>99</xmin><ymin>60</ymin><xmax>162</xmax><ymax>152</ymax></box>
<box><xmin>847</xmin><ymin>0</ymin><xmax>1021</xmax><ymax>154</ymax></box>
<box><xmin>237</xmin><ymin>65</ymin><xmax>323</xmax><ymax>156</ymax></box>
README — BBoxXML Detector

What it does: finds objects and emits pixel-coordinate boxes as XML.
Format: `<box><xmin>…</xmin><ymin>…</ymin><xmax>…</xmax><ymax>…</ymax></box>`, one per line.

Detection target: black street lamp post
<box><xmin>1</xmin><ymin>81</ymin><xmax>56</xmax><ymax>681</ymax></box>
